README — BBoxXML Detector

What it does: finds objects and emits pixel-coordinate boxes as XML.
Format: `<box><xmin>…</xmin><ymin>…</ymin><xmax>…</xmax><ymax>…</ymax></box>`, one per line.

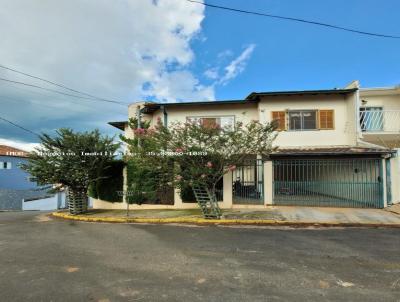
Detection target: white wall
<box><xmin>23</xmin><ymin>192</ymin><xmax>66</xmax><ymax>211</ymax></box>
<box><xmin>359</xmin><ymin>91</ymin><xmax>400</xmax><ymax>135</ymax></box>
<box><xmin>151</xmin><ymin>103</ymin><xmax>259</xmax><ymax>126</ymax></box>
<box><xmin>258</xmin><ymin>93</ymin><xmax>358</xmax><ymax>147</ymax></box>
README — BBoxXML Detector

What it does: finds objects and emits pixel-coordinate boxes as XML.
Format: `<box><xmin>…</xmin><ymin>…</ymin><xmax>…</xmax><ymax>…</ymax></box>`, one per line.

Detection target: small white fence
<box><xmin>22</xmin><ymin>192</ymin><xmax>66</xmax><ymax>211</ymax></box>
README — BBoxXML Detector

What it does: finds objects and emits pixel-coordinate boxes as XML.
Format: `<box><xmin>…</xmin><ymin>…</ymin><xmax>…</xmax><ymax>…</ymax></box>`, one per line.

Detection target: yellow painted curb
<box><xmin>51</xmin><ymin>212</ymin><xmax>400</xmax><ymax>227</ymax></box>
<box><xmin>52</xmin><ymin>212</ymin><xmax>276</xmax><ymax>224</ymax></box>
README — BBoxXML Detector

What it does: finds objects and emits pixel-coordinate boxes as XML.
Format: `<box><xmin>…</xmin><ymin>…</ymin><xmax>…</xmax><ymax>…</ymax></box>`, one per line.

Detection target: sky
<box><xmin>0</xmin><ymin>0</ymin><xmax>399</xmax><ymax>150</ymax></box>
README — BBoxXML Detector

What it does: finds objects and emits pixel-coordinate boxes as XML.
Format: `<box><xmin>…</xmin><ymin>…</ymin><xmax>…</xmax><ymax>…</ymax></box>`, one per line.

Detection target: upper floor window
<box><xmin>289</xmin><ymin>110</ymin><xmax>317</xmax><ymax>131</ymax></box>
<box><xmin>186</xmin><ymin>116</ymin><xmax>235</xmax><ymax>131</ymax></box>
<box><xmin>360</xmin><ymin>107</ymin><xmax>383</xmax><ymax>132</ymax></box>
<box><xmin>0</xmin><ymin>162</ymin><xmax>12</xmax><ymax>169</ymax></box>
<box><xmin>272</xmin><ymin>110</ymin><xmax>334</xmax><ymax>131</ymax></box>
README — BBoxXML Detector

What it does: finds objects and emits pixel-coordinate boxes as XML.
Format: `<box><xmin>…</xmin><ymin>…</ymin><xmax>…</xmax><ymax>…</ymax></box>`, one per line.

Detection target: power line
<box><xmin>0</xmin><ymin>64</ymin><xmax>126</xmax><ymax>104</ymax></box>
<box><xmin>0</xmin><ymin>94</ymin><xmax>127</xmax><ymax>114</ymax></box>
<box><xmin>0</xmin><ymin>115</ymin><xmax>40</xmax><ymax>137</ymax></box>
<box><xmin>0</xmin><ymin>77</ymin><xmax>128</xmax><ymax>106</ymax></box>
<box><xmin>187</xmin><ymin>0</ymin><xmax>400</xmax><ymax>39</ymax></box>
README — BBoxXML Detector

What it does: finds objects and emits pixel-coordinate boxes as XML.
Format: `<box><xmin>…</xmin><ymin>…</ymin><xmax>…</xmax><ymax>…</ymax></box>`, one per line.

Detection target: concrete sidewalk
<box><xmin>224</xmin><ymin>206</ymin><xmax>400</xmax><ymax>225</ymax></box>
<box><xmin>53</xmin><ymin>205</ymin><xmax>400</xmax><ymax>226</ymax></box>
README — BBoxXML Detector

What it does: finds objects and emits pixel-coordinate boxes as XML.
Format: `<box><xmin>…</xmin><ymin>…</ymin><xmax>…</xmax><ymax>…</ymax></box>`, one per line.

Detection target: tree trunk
<box><xmin>67</xmin><ymin>187</ymin><xmax>88</xmax><ymax>215</ymax></box>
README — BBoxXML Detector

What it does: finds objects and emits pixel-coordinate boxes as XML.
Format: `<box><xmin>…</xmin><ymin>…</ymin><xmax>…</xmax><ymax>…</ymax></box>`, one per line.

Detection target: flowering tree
<box><xmin>21</xmin><ymin>128</ymin><xmax>120</xmax><ymax>214</ymax></box>
<box><xmin>123</xmin><ymin>117</ymin><xmax>277</xmax><ymax>216</ymax></box>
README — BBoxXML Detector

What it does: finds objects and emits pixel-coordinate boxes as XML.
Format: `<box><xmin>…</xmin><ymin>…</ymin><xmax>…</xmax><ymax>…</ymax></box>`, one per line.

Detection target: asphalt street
<box><xmin>0</xmin><ymin>211</ymin><xmax>399</xmax><ymax>301</ymax></box>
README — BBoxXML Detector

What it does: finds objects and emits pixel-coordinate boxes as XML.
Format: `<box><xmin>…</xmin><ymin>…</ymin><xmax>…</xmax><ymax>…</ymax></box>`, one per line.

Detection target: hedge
<box><xmin>88</xmin><ymin>160</ymin><xmax>124</xmax><ymax>202</ymax></box>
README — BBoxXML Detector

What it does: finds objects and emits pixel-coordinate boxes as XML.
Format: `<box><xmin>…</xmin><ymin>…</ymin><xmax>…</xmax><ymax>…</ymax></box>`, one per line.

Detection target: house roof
<box><xmin>0</xmin><ymin>145</ymin><xmax>29</xmax><ymax>158</ymax></box>
<box><xmin>271</xmin><ymin>146</ymin><xmax>392</xmax><ymax>157</ymax></box>
<box><xmin>141</xmin><ymin>99</ymin><xmax>252</xmax><ymax>114</ymax></box>
<box><xmin>139</xmin><ymin>88</ymin><xmax>358</xmax><ymax>113</ymax></box>
<box><xmin>360</xmin><ymin>86</ymin><xmax>400</xmax><ymax>96</ymax></box>
<box><xmin>108</xmin><ymin>121</ymin><xmax>127</xmax><ymax>131</ymax></box>
<box><xmin>246</xmin><ymin>88</ymin><xmax>358</xmax><ymax>101</ymax></box>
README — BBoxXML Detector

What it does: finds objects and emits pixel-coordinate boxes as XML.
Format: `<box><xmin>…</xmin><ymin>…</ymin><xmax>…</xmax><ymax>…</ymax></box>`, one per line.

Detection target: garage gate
<box><xmin>273</xmin><ymin>158</ymin><xmax>384</xmax><ymax>208</ymax></box>
<box><xmin>232</xmin><ymin>159</ymin><xmax>264</xmax><ymax>205</ymax></box>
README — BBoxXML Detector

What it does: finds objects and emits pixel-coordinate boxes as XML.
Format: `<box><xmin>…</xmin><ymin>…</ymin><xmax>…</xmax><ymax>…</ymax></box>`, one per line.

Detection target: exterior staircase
<box><xmin>192</xmin><ymin>185</ymin><xmax>222</xmax><ymax>219</ymax></box>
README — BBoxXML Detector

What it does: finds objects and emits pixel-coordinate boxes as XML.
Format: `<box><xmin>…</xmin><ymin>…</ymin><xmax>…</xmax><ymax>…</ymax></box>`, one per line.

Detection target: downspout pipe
<box><xmin>136</xmin><ymin>105</ymin><xmax>141</xmax><ymax>129</ymax></box>
<box><xmin>161</xmin><ymin>105</ymin><xmax>168</xmax><ymax>127</ymax></box>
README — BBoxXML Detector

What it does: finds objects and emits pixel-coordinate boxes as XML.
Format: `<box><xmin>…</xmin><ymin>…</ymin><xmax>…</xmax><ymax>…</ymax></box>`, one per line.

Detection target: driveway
<box><xmin>0</xmin><ymin>211</ymin><xmax>399</xmax><ymax>301</ymax></box>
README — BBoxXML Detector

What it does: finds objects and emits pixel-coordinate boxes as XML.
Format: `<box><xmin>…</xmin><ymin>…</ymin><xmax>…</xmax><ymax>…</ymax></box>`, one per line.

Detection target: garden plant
<box><xmin>22</xmin><ymin>128</ymin><xmax>119</xmax><ymax>214</ymax></box>
<box><xmin>123</xmin><ymin>115</ymin><xmax>277</xmax><ymax>218</ymax></box>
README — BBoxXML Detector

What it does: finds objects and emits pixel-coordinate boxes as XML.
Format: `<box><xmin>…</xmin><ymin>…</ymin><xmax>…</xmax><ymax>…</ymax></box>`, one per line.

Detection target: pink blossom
<box><xmin>228</xmin><ymin>165</ymin><xmax>236</xmax><ymax>171</ymax></box>
<box><xmin>134</xmin><ymin>128</ymin><xmax>145</xmax><ymax>135</ymax></box>
<box><xmin>175</xmin><ymin>175</ymin><xmax>183</xmax><ymax>181</ymax></box>
<box><xmin>206</xmin><ymin>161</ymin><xmax>213</xmax><ymax>168</ymax></box>
<box><xmin>175</xmin><ymin>148</ymin><xmax>184</xmax><ymax>153</ymax></box>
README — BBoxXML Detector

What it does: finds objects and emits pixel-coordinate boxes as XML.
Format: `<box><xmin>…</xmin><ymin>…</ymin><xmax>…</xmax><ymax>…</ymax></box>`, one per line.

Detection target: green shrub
<box><xmin>88</xmin><ymin>160</ymin><xmax>124</xmax><ymax>202</ymax></box>
<box><xmin>180</xmin><ymin>185</ymin><xmax>196</xmax><ymax>203</ymax></box>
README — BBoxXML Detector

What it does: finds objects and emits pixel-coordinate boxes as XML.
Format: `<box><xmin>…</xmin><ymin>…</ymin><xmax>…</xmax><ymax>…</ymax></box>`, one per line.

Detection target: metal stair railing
<box><xmin>192</xmin><ymin>185</ymin><xmax>222</xmax><ymax>219</ymax></box>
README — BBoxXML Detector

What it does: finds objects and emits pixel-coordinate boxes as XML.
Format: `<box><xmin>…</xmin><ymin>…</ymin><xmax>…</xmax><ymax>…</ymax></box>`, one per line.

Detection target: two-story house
<box><xmin>100</xmin><ymin>82</ymin><xmax>399</xmax><ymax>210</ymax></box>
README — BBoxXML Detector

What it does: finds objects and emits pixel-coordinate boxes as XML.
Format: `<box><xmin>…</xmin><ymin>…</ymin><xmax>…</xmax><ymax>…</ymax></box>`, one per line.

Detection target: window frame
<box><xmin>186</xmin><ymin>115</ymin><xmax>236</xmax><ymax>131</ymax></box>
<box><xmin>360</xmin><ymin>106</ymin><xmax>383</xmax><ymax>132</ymax></box>
<box><xmin>288</xmin><ymin>110</ymin><xmax>318</xmax><ymax>131</ymax></box>
<box><xmin>1</xmin><ymin>161</ymin><xmax>11</xmax><ymax>169</ymax></box>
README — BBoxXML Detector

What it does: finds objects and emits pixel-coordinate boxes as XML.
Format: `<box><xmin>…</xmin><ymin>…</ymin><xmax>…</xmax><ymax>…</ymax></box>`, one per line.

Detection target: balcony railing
<box><xmin>359</xmin><ymin>110</ymin><xmax>400</xmax><ymax>132</ymax></box>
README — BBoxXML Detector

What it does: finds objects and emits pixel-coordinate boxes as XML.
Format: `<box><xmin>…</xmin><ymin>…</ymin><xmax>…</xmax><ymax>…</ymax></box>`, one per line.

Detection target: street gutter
<box><xmin>52</xmin><ymin>212</ymin><xmax>400</xmax><ymax>228</ymax></box>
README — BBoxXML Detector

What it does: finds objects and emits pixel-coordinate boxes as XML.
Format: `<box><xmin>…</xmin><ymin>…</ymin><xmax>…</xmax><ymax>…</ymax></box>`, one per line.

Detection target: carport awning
<box><xmin>271</xmin><ymin>146</ymin><xmax>393</xmax><ymax>157</ymax></box>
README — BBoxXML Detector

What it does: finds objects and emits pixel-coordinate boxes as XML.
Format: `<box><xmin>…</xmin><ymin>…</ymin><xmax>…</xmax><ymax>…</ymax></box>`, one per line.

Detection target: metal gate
<box><xmin>386</xmin><ymin>158</ymin><xmax>392</xmax><ymax>205</ymax></box>
<box><xmin>232</xmin><ymin>159</ymin><xmax>264</xmax><ymax>205</ymax></box>
<box><xmin>273</xmin><ymin>158</ymin><xmax>384</xmax><ymax>208</ymax></box>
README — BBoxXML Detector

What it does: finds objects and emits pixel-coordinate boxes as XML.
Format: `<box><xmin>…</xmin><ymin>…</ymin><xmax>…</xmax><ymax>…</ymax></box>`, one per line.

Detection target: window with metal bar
<box><xmin>360</xmin><ymin>107</ymin><xmax>383</xmax><ymax>131</ymax></box>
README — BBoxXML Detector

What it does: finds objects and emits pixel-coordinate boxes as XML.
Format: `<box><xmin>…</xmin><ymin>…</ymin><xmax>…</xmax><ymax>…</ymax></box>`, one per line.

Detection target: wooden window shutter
<box><xmin>271</xmin><ymin>111</ymin><xmax>286</xmax><ymax>131</ymax></box>
<box><xmin>319</xmin><ymin>110</ymin><xmax>334</xmax><ymax>130</ymax></box>
<box><xmin>201</xmin><ymin>117</ymin><xmax>218</xmax><ymax>128</ymax></box>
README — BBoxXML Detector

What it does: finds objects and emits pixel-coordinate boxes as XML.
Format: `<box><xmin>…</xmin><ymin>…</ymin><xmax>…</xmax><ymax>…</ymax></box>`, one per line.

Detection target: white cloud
<box><xmin>219</xmin><ymin>44</ymin><xmax>256</xmax><ymax>85</ymax></box>
<box><xmin>0</xmin><ymin>138</ymin><xmax>40</xmax><ymax>152</ymax></box>
<box><xmin>217</xmin><ymin>49</ymin><xmax>234</xmax><ymax>59</ymax></box>
<box><xmin>144</xmin><ymin>70</ymin><xmax>214</xmax><ymax>102</ymax></box>
<box><xmin>203</xmin><ymin>68</ymin><xmax>219</xmax><ymax>80</ymax></box>
<box><xmin>201</xmin><ymin>45</ymin><xmax>256</xmax><ymax>86</ymax></box>
<box><xmin>0</xmin><ymin>0</ymin><xmax>211</xmax><ymax>144</ymax></box>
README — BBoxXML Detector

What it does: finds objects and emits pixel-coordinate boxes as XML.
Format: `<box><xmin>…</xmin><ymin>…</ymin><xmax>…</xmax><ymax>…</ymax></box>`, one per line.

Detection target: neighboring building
<box><xmin>0</xmin><ymin>145</ymin><xmax>55</xmax><ymax>210</ymax></box>
<box><xmin>102</xmin><ymin>81</ymin><xmax>400</xmax><ymax>210</ymax></box>
<box><xmin>359</xmin><ymin>86</ymin><xmax>400</xmax><ymax>148</ymax></box>
<box><xmin>0</xmin><ymin>145</ymin><xmax>35</xmax><ymax>190</ymax></box>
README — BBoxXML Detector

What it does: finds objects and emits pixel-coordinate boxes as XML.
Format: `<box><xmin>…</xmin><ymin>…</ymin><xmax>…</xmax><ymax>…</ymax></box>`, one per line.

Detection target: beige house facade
<box><xmin>94</xmin><ymin>81</ymin><xmax>400</xmax><ymax>210</ymax></box>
